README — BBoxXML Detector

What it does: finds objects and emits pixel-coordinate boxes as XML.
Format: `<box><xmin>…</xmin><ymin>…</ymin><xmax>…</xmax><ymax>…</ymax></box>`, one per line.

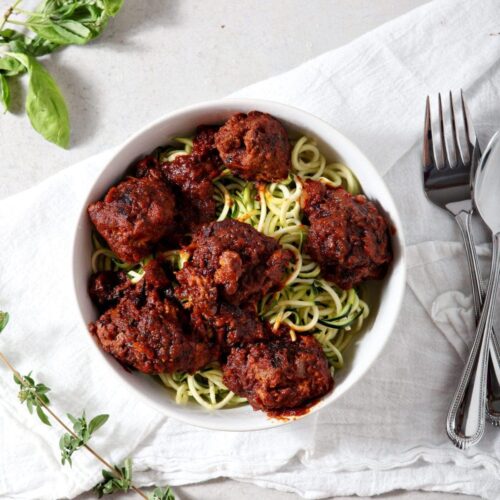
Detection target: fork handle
<box><xmin>446</xmin><ymin>212</ymin><xmax>500</xmax><ymax>448</ymax></box>
<box><xmin>455</xmin><ymin>211</ymin><xmax>500</xmax><ymax>425</ymax></box>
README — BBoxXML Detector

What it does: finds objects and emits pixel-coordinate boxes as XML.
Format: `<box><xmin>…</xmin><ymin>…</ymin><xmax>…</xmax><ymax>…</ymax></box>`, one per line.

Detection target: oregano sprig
<box><xmin>94</xmin><ymin>457</ymin><xmax>133</xmax><ymax>497</ymax></box>
<box><xmin>148</xmin><ymin>487</ymin><xmax>176</xmax><ymax>500</ymax></box>
<box><xmin>60</xmin><ymin>411</ymin><xmax>109</xmax><ymax>466</ymax></box>
<box><xmin>0</xmin><ymin>309</ymin><xmax>176</xmax><ymax>499</ymax></box>
<box><xmin>0</xmin><ymin>0</ymin><xmax>124</xmax><ymax>147</ymax></box>
<box><xmin>94</xmin><ymin>459</ymin><xmax>176</xmax><ymax>500</ymax></box>
<box><xmin>13</xmin><ymin>371</ymin><xmax>51</xmax><ymax>425</ymax></box>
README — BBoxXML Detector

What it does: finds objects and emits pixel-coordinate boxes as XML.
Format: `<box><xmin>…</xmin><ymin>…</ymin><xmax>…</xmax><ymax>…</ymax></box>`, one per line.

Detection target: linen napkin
<box><xmin>2</xmin><ymin>0</ymin><xmax>500</xmax><ymax>498</ymax></box>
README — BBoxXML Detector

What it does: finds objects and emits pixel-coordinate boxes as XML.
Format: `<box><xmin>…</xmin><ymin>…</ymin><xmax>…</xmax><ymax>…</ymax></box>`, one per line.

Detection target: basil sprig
<box><xmin>0</xmin><ymin>0</ymin><xmax>124</xmax><ymax>147</ymax></box>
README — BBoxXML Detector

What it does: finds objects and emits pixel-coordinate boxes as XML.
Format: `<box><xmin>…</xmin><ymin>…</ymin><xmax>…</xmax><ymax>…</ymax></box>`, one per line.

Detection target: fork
<box><xmin>423</xmin><ymin>91</ymin><xmax>500</xmax><ymax>448</ymax></box>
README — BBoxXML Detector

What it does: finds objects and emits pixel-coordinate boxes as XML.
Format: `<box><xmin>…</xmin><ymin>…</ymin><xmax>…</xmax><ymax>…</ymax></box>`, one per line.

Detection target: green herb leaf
<box><xmin>26</xmin><ymin>35</ymin><xmax>61</xmax><ymax>57</ymax></box>
<box><xmin>0</xmin><ymin>74</ymin><xmax>11</xmax><ymax>112</ymax></box>
<box><xmin>36</xmin><ymin>404</ymin><xmax>51</xmax><ymax>425</ymax></box>
<box><xmin>94</xmin><ymin>457</ymin><xmax>133</xmax><ymax>497</ymax></box>
<box><xmin>0</xmin><ymin>56</ymin><xmax>25</xmax><ymax>76</ymax></box>
<box><xmin>102</xmin><ymin>0</ymin><xmax>124</xmax><ymax>17</ymax></box>
<box><xmin>89</xmin><ymin>413</ymin><xmax>109</xmax><ymax>434</ymax></box>
<box><xmin>8</xmin><ymin>38</ymin><xmax>29</xmax><ymax>54</ymax></box>
<box><xmin>13</xmin><ymin>371</ymin><xmax>52</xmax><ymax>425</ymax></box>
<box><xmin>148</xmin><ymin>487</ymin><xmax>176</xmax><ymax>500</ymax></box>
<box><xmin>0</xmin><ymin>29</ymin><xmax>18</xmax><ymax>41</ymax></box>
<box><xmin>0</xmin><ymin>311</ymin><xmax>9</xmax><ymax>332</ymax></box>
<box><xmin>27</xmin><ymin>19</ymin><xmax>91</xmax><ymax>45</ymax></box>
<box><xmin>7</xmin><ymin>52</ymin><xmax>70</xmax><ymax>148</ymax></box>
<box><xmin>27</xmin><ymin>0</ymin><xmax>118</xmax><ymax>45</ymax></box>
<box><xmin>60</xmin><ymin>411</ymin><xmax>109</xmax><ymax>466</ymax></box>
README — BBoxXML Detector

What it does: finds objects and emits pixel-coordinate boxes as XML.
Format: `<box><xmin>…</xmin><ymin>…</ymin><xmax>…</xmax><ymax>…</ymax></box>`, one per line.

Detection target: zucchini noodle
<box><xmin>91</xmin><ymin>136</ymin><xmax>370</xmax><ymax>410</ymax></box>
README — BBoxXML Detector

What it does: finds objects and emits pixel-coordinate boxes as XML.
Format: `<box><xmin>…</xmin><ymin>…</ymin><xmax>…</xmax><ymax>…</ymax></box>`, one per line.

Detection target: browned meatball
<box><xmin>161</xmin><ymin>154</ymin><xmax>218</xmax><ymax>230</ymax></box>
<box><xmin>89</xmin><ymin>271</ymin><xmax>130</xmax><ymax>311</ymax></box>
<box><xmin>133</xmin><ymin>155</ymin><xmax>162</xmax><ymax>181</ymax></box>
<box><xmin>176</xmin><ymin>219</ymin><xmax>293</xmax><ymax>308</ymax></box>
<box><xmin>88</xmin><ymin>177</ymin><xmax>175</xmax><ymax>264</ymax></box>
<box><xmin>175</xmin><ymin>219</ymin><xmax>293</xmax><ymax>348</ymax></box>
<box><xmin>187</xmin><ymin>303</ymin><xmax>271</xmax><ymax>350</ymax></box>
<box><xmin>89</xmin><ymin>261</ymin><xmax>217</xmax><ymax>374</ymax></box>
<box><xmin>192</xmin><ymin>125</ymin><xmax>223</xmax><ymax>166</ymax></box>
<box><xmin>215</xmin><ymin>111</ymin><xmax>291</xmax><ymax>182</ymax></box>
<box><xmin>302</xmin><ymin>180</ymin><xmax>392</xmax><ymax>290</ymax></box>
<box><xmin>222</xmin><ymin>336</ymin><xmax>333</xmax><ymax>411</ymax></box>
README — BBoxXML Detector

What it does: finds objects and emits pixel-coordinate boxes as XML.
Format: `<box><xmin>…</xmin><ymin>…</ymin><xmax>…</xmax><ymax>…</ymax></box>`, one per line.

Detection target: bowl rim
<box><xmin>71</xmin><ymin>97</ymin><xmax>407</xmax><ymax>431</ymax></box>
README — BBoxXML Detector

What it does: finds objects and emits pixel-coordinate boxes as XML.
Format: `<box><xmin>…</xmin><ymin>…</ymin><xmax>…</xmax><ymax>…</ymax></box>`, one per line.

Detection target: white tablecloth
<box><xmin>1</xmin><ymin>0</ymin><xmax>500</xmax><ymax>497</ymax></box>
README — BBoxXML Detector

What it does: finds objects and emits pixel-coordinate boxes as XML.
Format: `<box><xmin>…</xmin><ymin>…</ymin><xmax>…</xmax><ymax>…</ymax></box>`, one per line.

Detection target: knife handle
<box><xmin>446</xmin><ymin>213</ymin><xmax>500</xmax><ymax>448</ymax></box>
<box><xmin>455</xmin><ymin>210</ymin><xmax>500</xmax><ymax>425</ymax></box>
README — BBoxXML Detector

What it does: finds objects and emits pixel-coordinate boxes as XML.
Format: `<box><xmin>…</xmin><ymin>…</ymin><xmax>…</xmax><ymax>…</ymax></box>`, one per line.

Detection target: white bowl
<box><xmin>72</xmin><ymin>98</ymin><xmax>406</xmax><ymax>431</ymax></box>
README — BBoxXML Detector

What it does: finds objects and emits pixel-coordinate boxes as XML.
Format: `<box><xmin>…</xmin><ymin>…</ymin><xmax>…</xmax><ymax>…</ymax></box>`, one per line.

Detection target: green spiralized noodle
<box><xmin>91</xmin><ymin>136</ymin><xmax>370</xmax><ymax>410</ymax></box>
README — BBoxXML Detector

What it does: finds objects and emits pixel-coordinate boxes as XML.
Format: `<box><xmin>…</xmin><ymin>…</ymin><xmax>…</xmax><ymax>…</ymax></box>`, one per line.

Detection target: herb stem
<box><xmin>12</xmin><ymin>7</ymin><xmax>37</xmax><ymax>16</ymax></box>
<box><xmin>0</xmin><ymin>350</ymin><xmax>148</xmax><ymax>499</ymax></box>
<box><xmin>0</xmin><ymin>0</ymin><xmax>22</xmax><ymax>31</ymax></box>
<box><xmin>4</xmin><ymin>18</ymin><xmax>27</xmax><ymax>26</ymax></box>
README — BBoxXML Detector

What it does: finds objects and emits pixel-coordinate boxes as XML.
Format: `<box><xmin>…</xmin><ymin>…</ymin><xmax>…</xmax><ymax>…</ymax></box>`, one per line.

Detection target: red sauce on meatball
<box><xmin>222</xmin><ymin>336</ymin><xmax>333</xmax><ymax>411</ymax></box>
<box><xmin>89</xmin><ymin>261</ymin><xmax>218</xmax><ymax>374</ymax></box>
<box><xmin>302</xmin><ymin>179</ymin><xmax>392</xmax><ymax>290</ymax></box>
<box><xmin>215</xmin><ymin>111</ymin><xmax>291</xmax><ymax>182</ymax></box>
<box><xmin>88</xmin><ymin>177</ymin><xmax>175</xmax><ymax>264</ymax></box>
<box><xmin>175</xmin><ymin>219</ymin><xmax>294</xmax><ymax>349</ymax></box>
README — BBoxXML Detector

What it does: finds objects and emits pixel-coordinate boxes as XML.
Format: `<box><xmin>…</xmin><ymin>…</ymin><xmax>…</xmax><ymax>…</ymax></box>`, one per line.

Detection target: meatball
<box><xmin>192</xmin><ymin>125</ymin><xmax>222</xmax><ymax>166</ymax></box>
<box><xmin>128</xmin><ymin>127</ymin><xmax>223</xmax><ymax>236</ymax></box>
<box><xmin>222</xmin><ymin>336</ymin><xmax>333</xmax><ymax>411</ymax></box>
<box><xmin>187</xmin><ymin>303</ymin><xmax>270</xmax><ymax>349</ymax></box>
<box><xmin>88</xmin><ymin>177</ymin><xmax>176</xmax><ymax>264</ymax></box>
<box><xmin>161</xmin><ymin>153</ymin><xmax>218</xmax><ymax>230</ymax></box>
<box><xmin>89</xmin><ymin>261</ymin><xmax>217</xmax><ymax>374</ymax></box>
<box><xmin>89</xmin><ymin>271</ymin><xmax>130</xmax><ymax>311</ymax></box>
<box><xmin>215</xmin><ymin>111</ymin><xmax>291</xmax><ymax>182</ymax></box>
<box><xmin>302</xmin><ymin>180</ymin><xmax>392</xmax><ymax>290</ymax></box>
<box><xmin>176</xmin><ymin>219</ymin><xmax>294</xmax><ymax>308</ymax></box>
<box><xmin>133</xmin><ymin>155</ymin><xmax>163</xmax><ymax>181</ymax></box>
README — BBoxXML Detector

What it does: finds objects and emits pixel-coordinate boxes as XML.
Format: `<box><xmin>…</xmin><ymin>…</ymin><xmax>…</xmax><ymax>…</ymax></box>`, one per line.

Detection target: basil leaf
<box><xmin>102</xmin><ymin>0</ymin><xmax>124</xmax><ymax>16</ymax></box>
<box><xmin>26</xmin><ymin>36</ymin><xmax>61</xmax><ymax>57</ymax></box>
<box><xmin>0</xmin><ymin>56</ymin><xmax>25</xmax><ymax>76</ymax></box>
<box><xmin>7</xmin><ymin>52</ymin><xmax>70</xmax><ymax>148</ymax></box>
<box><xmin>0</xmin><ymin>29</ymin><xmax>25</xmax><ymax>43</ymax></box>
<box><xmin>8</xmin><ymin>38</ymin><xmax>30</xmax><ymax>54</ymax></box>
<box><xmin>0</xmin><ymin>74</ymin><xmax>10</xmax><ymax>112</ymax></box>
<box><xmin>28</xmin><ymin>20</ymin><xmax>92</xmax><ymax>45</ymax></box>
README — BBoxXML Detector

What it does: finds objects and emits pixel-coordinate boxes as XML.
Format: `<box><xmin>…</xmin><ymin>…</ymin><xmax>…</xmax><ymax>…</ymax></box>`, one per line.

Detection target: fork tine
<box><xmin>438</xmin><ymin>93</ymin><xmax>450</xmax><ymax>168</ymax></box>
<box><xmin>423</xmin><ymin>96</ymin><xmax>437</xmax><ymax>170</ymax></box>
<box><xmin>461</xmin><ymin>89</ymin><xmax>475</xmax><ymax>159</ymax></box>
<box><xmin>449</xmin><ymin>91</ymin><xmax>464</xmax><ymax>167</ymax></box>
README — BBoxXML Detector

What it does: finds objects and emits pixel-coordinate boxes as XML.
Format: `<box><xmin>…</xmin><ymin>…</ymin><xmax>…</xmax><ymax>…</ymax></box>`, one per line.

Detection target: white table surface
<box><xmin>1</xmin><ymin>0</ymin><xmax>478</xmax><ymax>498</ymax></box>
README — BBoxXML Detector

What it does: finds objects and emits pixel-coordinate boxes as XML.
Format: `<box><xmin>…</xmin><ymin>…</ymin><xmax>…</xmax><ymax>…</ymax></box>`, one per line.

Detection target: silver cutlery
<box><xmin>464</xmin><ymin>132</ymin><xmax>500</xmax><ymax>439</ymax></box>
<box><xmin>423</xmin><ymin>91</ymin><xmax>500</xmax><ymax>448</ymax></box>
